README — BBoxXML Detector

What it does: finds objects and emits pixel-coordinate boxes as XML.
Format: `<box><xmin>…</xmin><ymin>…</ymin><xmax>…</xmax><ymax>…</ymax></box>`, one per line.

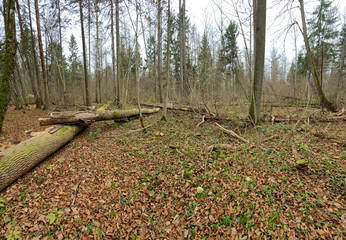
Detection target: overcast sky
<box><xmin>174</xmin><ymin>0</ymin><xmax>346</xmax><ymax>62</ymax></box>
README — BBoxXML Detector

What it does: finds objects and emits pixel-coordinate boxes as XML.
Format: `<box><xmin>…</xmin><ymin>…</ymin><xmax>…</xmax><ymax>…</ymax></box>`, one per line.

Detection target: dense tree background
<box><xmin>0</xmin><ymin>0</ymin><xmax>345</xmax><ymax>119</ymax></box>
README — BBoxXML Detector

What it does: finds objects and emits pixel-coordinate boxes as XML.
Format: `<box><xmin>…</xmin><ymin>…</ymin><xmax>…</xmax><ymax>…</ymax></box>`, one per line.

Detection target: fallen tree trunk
<box><xmin>39</xmin><ymin>108</ymin><xmax>160</xmax><ymax>126</ymax></box>
<box><xmin>0</xmin><ymin>125</ymin><xmax>84</xmax><ymax>192</ymax></box>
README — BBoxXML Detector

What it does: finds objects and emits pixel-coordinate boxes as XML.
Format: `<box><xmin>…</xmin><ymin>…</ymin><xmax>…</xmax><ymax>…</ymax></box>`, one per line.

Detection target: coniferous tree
<box><xmin>308</xmin><ymin>0</ymin><xmax>339</xmax><ymax>88</ymax></box>
<box><xmin>198</xmin><ymin>33</ymin><xmax>212</xmax><ymax>99</ymax></box>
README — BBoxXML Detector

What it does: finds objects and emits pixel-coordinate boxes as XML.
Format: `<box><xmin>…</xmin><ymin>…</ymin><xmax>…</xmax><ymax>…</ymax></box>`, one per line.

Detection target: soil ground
<box><xmin>0</xmin><ymin>105</ymin><xmax>345</xmax><ymax>239</ymax></box>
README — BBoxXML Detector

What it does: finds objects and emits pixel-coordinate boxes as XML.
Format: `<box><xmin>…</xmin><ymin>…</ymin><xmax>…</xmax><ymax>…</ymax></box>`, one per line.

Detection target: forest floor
<box><xmin>0</xmin><ymin>104</ymin><xmax>345</xmax><ymax>239</ymax></box>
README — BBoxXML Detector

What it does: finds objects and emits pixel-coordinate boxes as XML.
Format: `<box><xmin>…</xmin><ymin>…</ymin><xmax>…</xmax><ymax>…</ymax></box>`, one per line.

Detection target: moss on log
<box><xmin>38</xmin><ymin>108</ymin><xmax>160</xmax><ymax>126</ymax></box>
<box><xmin>0</xmin><ymin>125</ymin><xmax>84</xmax><ymax>192</ymax></box>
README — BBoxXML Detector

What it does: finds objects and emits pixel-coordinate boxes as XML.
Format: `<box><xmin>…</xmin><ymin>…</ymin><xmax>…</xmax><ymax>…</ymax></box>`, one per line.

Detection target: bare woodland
<box><xmin>0</xmin><ymin>0</ymin><xmax>345</xmax><ymax>239</ymax></box>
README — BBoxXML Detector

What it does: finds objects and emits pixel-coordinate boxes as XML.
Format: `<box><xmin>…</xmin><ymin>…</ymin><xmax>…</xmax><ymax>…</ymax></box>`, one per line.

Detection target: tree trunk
<box><xmin>162</xmin><ymin>0</ymin><xmax>170</xmax><ymax>120</ymax></box>
<box><xmin>15</xmin><ymin>0</ymin><xmax>38</xmax><ymax>107</ymax></box>
<box><xmin>57</xmin><ymin>0</ymin><xmax>67</xmax><ymax>104</ymax></box>
<box><xmin>334</xmin><ymin>26</ymin><xmax>346</xmax><ymax>102</ymax></box>
<box><xmin>110</xmin><ymin>0</ymin><xmax>116</xmax><ymax>102</ymax></box>
<box><xmin>115</xmin><ymin>0</ymin><xmax>121</xmax><ymax>107</ymax></box>
<box><xmin>249</xmin><ymin>0</ymin><xmax>266</xmax><ymax>124</ymax></box>
<box><xmin>35</xmin><ymin>0</ymin><xmax>50</xmax><ymax>110</ymax></box>
<box><xmin>298</xmin><ymin>0</ymin><xmax>336</xmax><ymax>112</ymax></box>
<box><xmin>157</xmin><ymin>0</ymin><xmax>163</xmax><ymax>103</ymax></box>
<box><xmin>135</xmin><ymin>0</ymin><xmax>145</xmax><ymax>129</ymax></box>
<box><xmin>27</xmin><ymin>0</ymin><xmax>42</xmax><ymax>108</ymax></box>
<box><xmin>79</xmin><ymin>0</ymin><xmax>90</xmax><ymax>106</ymax></box>
<box><xmin>39</xmin><ymin>108</ymin><xmax>160</xmax><ymax>126</ymax></box>
<box><xmin>0</xmin><ymin>0</ymin><xmax>16</xmax><ymax>132</ymax></box>
<box><xmin>0</xmin><ymin>125</ymin><xmax>84</xmax><ymax>192</ymax></box>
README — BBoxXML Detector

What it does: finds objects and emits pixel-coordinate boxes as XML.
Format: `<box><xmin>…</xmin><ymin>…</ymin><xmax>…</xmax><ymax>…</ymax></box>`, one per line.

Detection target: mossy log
<box><xmin>0</xmin><ymin>125</ymin><xmax>84</xmax><ymax>192</ymax></box>
<box><xmin>38</xmin><ymin>108</ymin><xmax>160</xmax><ymax>126</ymax></box>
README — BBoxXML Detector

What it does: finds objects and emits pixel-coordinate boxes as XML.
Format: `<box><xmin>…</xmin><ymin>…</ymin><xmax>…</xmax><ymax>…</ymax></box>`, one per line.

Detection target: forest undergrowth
<box><xmin>0</xmin><ymin>105</ymin><xmax>345</xmax><ymax>239</ymax></box>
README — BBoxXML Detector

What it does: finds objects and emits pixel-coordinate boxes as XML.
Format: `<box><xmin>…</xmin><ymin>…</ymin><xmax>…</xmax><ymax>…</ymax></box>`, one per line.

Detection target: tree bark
<box><xmin>27</xmin><ymin>0</ymin><xmax>42</xmax><ymax>108</ymax></box>
<box><xmin>39</xmin><ymin>108</ymin><xmax>160</xmax><ymax>126</ymax></box>
<box><xmin>135</xmin><ymin>0</ymin><xmax>145</xmax><ymax>129</ymax></box>
<box><xmin>157</xmin><ymin>0</ymin><xmax>163</xmax><ymax>103</ymax></box>
<box><xmin>110</xmin><ymin>0</ymin><xmax>116</xmax><ymax>103</ymax></box>
<box><xmin>0</xmin><ymin>0</ymin><xmax>16</xmax><ymax>132</ymax></box>
<box><xmin>249</xmin><ymin>0</ymin><xmax>266</xmax><ymax>124</ymax></box>
<box><xmin>15</xmin><ymin>0</ymin><xmax>38</xmax><ymax>107</ymax></box>
<box><xmin>162</xmin><ymin>0</ymin><xmax>170</xmax><ymax>120</ymax></box>
<box><xmin>115</xmin><ymin>0</ymin><xmax>121</xmax><ymax>107</ymax></box>
<box><xmin>298</xmin><ymin>0</ymin><xmax>336</xmax><ymax>112</ymax></box>
<box><xmin>0</xmin><ymin>125</ymin><xmax>84</xmax><ymax>192</ymax></box>
<box><xmin>34</xmin><ymin>0</ymin><xmax>50</xmax><ymax>110</ymax></box>
<box><xmin>79</xmin><ymin>0</ymin><xmax>90</xmax><ymax>106</ymax></box>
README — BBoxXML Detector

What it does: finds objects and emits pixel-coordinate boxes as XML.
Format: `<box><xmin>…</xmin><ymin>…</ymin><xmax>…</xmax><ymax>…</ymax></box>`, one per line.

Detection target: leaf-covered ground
<box><xmin>0</xmin><ymin>106</ymin><xmax>345</xmax><ymax>239</ymax></box>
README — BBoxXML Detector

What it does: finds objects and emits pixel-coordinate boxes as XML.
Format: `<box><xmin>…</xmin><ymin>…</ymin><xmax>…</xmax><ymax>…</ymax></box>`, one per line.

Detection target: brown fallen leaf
<box><xmin>316</xmin><ymin>229</ymin><xmax>325</xmax><ymax>235</ymax></box>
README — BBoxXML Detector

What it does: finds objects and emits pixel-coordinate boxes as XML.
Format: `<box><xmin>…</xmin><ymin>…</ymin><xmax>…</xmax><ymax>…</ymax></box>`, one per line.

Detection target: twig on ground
<box><xmin>207</xmin><ymin>144</ymin><xmax>237</xmax><ymax>152</ymax></box>
<box><xmin>215</xmin><ymin>122</ymin><xmax>249</xmax><ymax>144</ymax></box>
<box><xmin>196</xmin><ymin>116</ymin><xmax>205</xmax><ymax>128</ymax></box>
<box><xmin>71</xmin><ymin>182</ymin><xmax>80</xmax><ymax>207</ymax></box>
<box><xmin>261</xmin><ymin>134</ymin><xmax>279</xmax><ymax>143</ymax></box>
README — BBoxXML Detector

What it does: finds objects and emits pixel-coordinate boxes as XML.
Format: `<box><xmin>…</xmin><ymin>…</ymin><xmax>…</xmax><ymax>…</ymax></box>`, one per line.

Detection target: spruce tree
<box><xmin>308</xmin><ymin>0</ymin><xmax>339</xmax><ymax>88</ymax></box>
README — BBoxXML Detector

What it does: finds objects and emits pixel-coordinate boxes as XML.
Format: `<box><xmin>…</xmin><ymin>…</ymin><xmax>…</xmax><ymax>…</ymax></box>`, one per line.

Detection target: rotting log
<box><xmin>39</xmin><ymin>108</ymin><xmax>160</xmax><ymax>126</ymax></box>
<box><xmin>0</xmin><ymin>125</ymin><xmax>84</xmax><ymax>192</ymax></box>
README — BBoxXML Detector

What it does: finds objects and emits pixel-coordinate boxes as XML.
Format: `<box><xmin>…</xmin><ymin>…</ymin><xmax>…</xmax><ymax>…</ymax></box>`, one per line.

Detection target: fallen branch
<box><xmin>196</xmin><ymin>116</ymin><xmax>205</xmax><ymax>127</ymax></box>
<box><xmin>215</xmin><ymin>122</ymin><xmax>249</xmax><ymax>144</ymax></box>
<box><xmin>207</xmin><ymin>144</ymin><xmax>237</xmax><ymax>152</ymax></box>
<box><xmin>71</xmin><ymin>182</ymin><xmax>80</xmax><ymax>207</ymax></box>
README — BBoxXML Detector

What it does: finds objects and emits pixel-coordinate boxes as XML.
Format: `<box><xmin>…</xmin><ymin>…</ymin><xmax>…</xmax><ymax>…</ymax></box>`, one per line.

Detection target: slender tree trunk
<box><xmin>79</xmin><ymin>0</ymin><xmax>90</xmax><ymax>106</ymax></box>
<box><xmin>135</xmin><ymin>0</ymin><xmax>145</xmax><ymax>129</ymax></box>
<box><xmin>182</xmin><ymin>0</ymin><xmax>188</xmax><ymax>102</ymax></box>
<box><xmin>0</xmin><ymin>0</ymin><xmax>16</xmax><ymax>132</ymax></box>
<box><xmin>179</xmin><ymin>0</ymin><xmax>183</xmax><ymax>100</ymax></box>
<box><xmin>334</xmin><ymin>27</ymin><xmax>346</xmax><ymax>102</ymax></box>
<box><xmin>27</xmin><ymin>0</ymin><xmax>42</xmax><ymax>108</ymax></box>
<box><xmin>35</xmin><ymin>0</ymin><xmax>49</xmax><ymax>110</ymax></box>
<box><xmin>110</xmin><ymin>0</ymin><xmax>116</xmax><ymax>103</ymax></box>
<box><xmin>157</xmin><ymin>0</ymin><xmax>163</xmax><ymax>103</ymax></box>
<box><xmin>14</xmin><ymin>59</ymin><xmax>27</xmax><ymax>104</ymax></box>
<box><xmin>162</xmin><ymin>0</ymin><xmax>170</xmax><ymax>120</ymax></box>
<box><xmin>298</xmin><ymin>0</ymin><xmax>336</xmax><ymax>112</ymax></box>
<box><xmin>57</xmin><ymin>0</ymin><xmax>67</xmax><ymax>104</ymax></box>
<box><xmin>115</xmin><ymin>0</ymin><xmax>121</xmax><ymax>106</ymax></box>
<box><xmin>15</xmin><ymin>0</ymin><xmax>38</xmax><ymax>106</ymax></box>
<box><xmin>95</xmin><ymin>5</ymin><xmax>100</xmax><ymax>103</ymax></box>
<box><xmin>249</xmin><ymin>0</ymin><xmax>266</xmax><ymax>123</ymax></box>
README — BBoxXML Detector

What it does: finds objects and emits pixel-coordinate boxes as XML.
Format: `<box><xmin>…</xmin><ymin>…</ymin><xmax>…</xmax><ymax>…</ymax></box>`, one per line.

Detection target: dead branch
<box><xmin>196</xmin><ymin>116</ymin><xmax>205</xmax><ymax>128</ymax></box>
<box><xmin>215</xmin><ymin>122</ymin><xmax>249</xmax><ymax>144</ymax></box>
<box><xmin>207</xmin><ymin>144</ymin><xmax>237</xmax><ymax>152</ymax></box>
<box><xmin>71</xmin><ymin>182</ymin><xmax>80</xmax><ymax>207</ymax></box>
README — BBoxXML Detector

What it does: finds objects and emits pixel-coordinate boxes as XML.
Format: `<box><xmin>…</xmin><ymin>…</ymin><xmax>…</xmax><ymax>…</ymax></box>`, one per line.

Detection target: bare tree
<box><xmin>249</xmin><ymin>0</ymin><xmax>266</xmax><ymax>123</ymax></box>
<box><xmin>79</xmin><ymin>0</ymin><xmax>90</xmax><ymax>106</ymax></box>
<box><xmin>298</xmin><ymin>0</ymin><xmax>336</xmax><ymax>112</ymax></box>
<box><xmin>157</xmin><ymin>0</ymin><xmax>163</xmax><ymax>103</ymax></box>
<box><xmin>35</xmin><ymin>0</ymin><xmax>50</xmax><ymax>110</ymax></box>
<box><xmin>15</xmin><ymin>0</ymin><xmax>39</xmax><ymax>107</ymax></box>
<box><xmin>27</xmin><ymin>0</ymin><xmax>43</xmax><ymax>108</ymax></box>
<box><xmin>162</xmin><ymin>0</ymin><xmax>170</xmax><ymax>119</ymax></box>
<box><xmin>115</xmin><ymin>0</ymin><xmax>121</xmax><ymax>106</ymax></box>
